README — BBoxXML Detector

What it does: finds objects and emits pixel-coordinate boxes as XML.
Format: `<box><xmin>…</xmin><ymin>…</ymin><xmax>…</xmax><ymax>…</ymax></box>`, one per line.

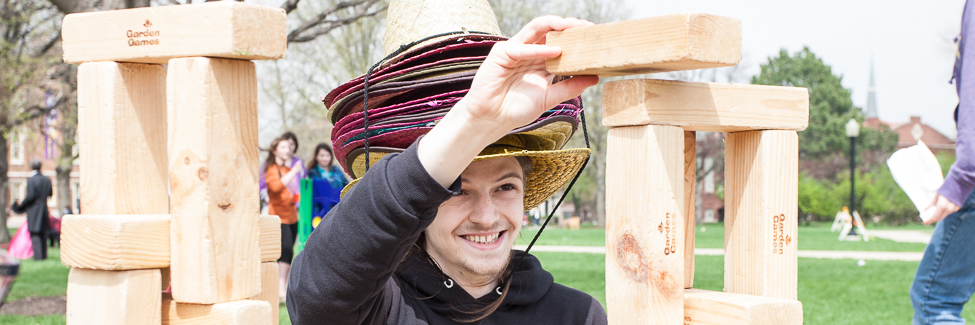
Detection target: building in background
<box><xmin>862</xmin><ymin>60</ymin><xmax>955</xmax><ymax>154</ymax></box>
<box><xmin>7</xmin><ymin>128</ymin><xmax>79</xmax><ymax>219</ymax></box>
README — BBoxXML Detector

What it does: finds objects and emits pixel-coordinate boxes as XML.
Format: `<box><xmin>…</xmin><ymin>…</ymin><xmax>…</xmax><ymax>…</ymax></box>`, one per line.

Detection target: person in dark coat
<box><xmin>12</xmin><ymin>159</ymin><xmax>52</xmax><ymax>260</ymax></box>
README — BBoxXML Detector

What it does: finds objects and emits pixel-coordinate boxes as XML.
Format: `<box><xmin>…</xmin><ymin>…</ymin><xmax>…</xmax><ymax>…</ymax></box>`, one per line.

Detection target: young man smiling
<box><xmin>286</xmin><ymin>0</ymin><xmax>605</xmax><ymax>323</ymax></box>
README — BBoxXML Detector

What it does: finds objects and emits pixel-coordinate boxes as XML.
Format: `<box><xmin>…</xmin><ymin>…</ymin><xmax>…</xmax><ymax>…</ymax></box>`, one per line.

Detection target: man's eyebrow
<box><xmin>496</xmin><ymin>172</ymin><xmax>523</xmax><ymax>182</ymax></box>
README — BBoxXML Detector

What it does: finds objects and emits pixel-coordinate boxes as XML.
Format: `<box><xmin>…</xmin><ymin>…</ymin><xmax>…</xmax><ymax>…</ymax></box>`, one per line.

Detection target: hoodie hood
<box><xmin>394</xmin><ymin>250</ymin><xmax>554</xmax><ymax>319</ymax></box>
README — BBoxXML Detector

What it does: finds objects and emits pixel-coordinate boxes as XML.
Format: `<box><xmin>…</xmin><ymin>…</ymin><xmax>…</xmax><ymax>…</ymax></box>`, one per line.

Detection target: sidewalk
<box><xmin>513</xmin><ymin>245</ymin><xmax>924</xmax><ymax>261</ymax></box>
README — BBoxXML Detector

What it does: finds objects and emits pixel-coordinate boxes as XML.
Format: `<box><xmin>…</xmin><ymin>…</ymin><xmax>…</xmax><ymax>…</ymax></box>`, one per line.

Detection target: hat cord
<box><xmin>361</xmin><ymin>30</ymin><xmax>493</xmax><ymax>173</ymax></box>
<box><xmin>508</xmin><ymin>103</ymin><xmax>591</xmax><ymax>286</ymax></box>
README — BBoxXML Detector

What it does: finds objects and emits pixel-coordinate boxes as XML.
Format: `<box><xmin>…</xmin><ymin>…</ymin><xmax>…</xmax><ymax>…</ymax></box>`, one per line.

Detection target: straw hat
<box><xmin>383</xmin><ymin>0</ymin><xmax>505</xmax><ymax>57</ymax></box>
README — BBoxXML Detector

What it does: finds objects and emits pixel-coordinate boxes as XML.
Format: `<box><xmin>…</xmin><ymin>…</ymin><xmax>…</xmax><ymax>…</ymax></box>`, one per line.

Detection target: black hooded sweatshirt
<box><xmin>287</xmin><ymin>141</ymin><xmax>607</xmax><ymax>324</ymax></box>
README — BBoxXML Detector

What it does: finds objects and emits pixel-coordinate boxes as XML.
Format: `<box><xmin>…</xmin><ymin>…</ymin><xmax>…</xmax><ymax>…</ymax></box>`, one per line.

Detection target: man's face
<box><xmin>425</xmin><ymin>157</ymin><xmax>525</xmax><ymax>279</ymax></box>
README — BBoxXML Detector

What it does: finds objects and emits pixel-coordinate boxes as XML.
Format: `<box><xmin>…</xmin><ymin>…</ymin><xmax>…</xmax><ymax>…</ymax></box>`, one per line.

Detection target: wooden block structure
<box><xmin>579</xmin><ymin>15</ymin><xmax>808</xmax><ymax>323</ymax></box>
<box><xmin>60</xmin><ymin>3</ymin><xmax>284</xmax><ymax>324</ymax></box>
<box><xmin>601</xmin><ymin>77</ymin><xmax>807</xmax><ymax>324</ymax></box>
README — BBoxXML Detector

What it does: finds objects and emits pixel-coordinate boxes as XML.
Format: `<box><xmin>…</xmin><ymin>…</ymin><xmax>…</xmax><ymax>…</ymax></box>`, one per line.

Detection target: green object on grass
<box><xmin>296</xmin><ymin>179</ymin><xmax>313</xmax><ymax>255</ymax></box>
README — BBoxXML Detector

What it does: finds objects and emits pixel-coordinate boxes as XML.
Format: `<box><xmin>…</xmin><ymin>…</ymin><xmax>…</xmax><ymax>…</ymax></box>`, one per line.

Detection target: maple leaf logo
<box><xmin>144</xmin><ymin>20</ymin><xmax>152</xmax><ymax>28</ymax></box>
<box><xmin>658</xmin><ymin>222</ymin><xmax>663</xmax><ymax>233</ymax></box>
<box><xmin>785</xmin><ymin>235</ymin><xmax>792</xmax><ymax>245</ymax></box>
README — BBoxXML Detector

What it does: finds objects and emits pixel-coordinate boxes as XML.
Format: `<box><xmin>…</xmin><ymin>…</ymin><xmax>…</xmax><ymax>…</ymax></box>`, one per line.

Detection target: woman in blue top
<box><xmin>307</xmin><ymin>143</ymin><xmax>348</xmax><ymax>190</ymax></box>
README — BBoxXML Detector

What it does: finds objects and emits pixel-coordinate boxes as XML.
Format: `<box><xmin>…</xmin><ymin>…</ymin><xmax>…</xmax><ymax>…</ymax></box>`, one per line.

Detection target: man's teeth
<box><xmin>464</xmin><ymin>233</ymin><xmax>500</xmax><ymax>244</ymax></box>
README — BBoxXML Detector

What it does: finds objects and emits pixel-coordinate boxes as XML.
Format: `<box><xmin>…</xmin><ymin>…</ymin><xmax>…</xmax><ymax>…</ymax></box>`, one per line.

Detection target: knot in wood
<box><xmin>616</xmin><ymin>233</ymin><xmax>648</xmax><ymax>283</ymax></box>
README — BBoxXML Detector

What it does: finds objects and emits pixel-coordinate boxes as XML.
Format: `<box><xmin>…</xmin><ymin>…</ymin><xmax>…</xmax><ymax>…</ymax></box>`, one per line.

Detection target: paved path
<box><xmin>869</xmin><ymin>230</ymin><xmax>932</xmax><ymax>244</ymax></box>
<box><xmin>514</xmin><ymin>245</ymin><xmax>924</xmax><ymax>261</ymax></box>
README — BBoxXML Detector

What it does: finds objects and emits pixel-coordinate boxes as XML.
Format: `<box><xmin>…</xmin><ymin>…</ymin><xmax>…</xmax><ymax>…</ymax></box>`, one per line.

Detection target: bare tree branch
<box><xmin>48</xmin><ymin>0</ymin><xmax>92</xmax><ymax>14</ymax></box>
<box><xmin>286</xmin><ymin>0</ymin><xmax>384</xmax><ymax>44</ymax></box>
<box><xmin>281</xmin><ymin>0</ymin><xmax>300</xmax><ymax>14</ymax></box>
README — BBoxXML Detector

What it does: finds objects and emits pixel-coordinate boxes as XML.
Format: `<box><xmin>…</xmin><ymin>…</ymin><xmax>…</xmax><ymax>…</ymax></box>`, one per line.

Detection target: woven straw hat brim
<box><xmin>383</xmin><ymin>0</ymin><xmax>504</xmax><ymax>57</ymax></box>
<box><xmin>341</xmin><ymin>148</ymin><xmax>591</xmax><ymax>211</ymax></box>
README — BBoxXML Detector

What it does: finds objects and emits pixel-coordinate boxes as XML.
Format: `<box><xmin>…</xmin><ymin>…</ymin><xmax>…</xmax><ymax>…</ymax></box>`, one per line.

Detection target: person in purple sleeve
<box><xmin>260</xmin><ymin>131</ymin><xmax>307</xmax><ymax>212</ymax></box>
<box><xmin>910</xmin><ymin>1</ymin><xmax>975</xmax><ymax>323</ymax></box>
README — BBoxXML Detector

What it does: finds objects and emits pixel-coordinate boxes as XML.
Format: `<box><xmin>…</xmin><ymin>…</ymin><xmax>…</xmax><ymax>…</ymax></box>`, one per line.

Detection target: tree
<box><xmin>751</xmin><ymin>47</ymin><xmax>897</xmax><ymax>172</ymax></box>
<box><xmin>0</xmin><ymin>0</ymin><xmax>69</xmax><ymax>243</ymax></box>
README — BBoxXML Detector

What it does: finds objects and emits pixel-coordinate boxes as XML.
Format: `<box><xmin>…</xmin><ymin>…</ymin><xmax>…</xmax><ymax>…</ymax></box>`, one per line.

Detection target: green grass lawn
<box><xmin>517</xmin><ymin>222</ymin><xmax>929</xmax><ymax>252</ymax></box>
<box><xmin>1</xmin><ymin>222</ymin><xmax>945</xmax><ymax>324</ymax></box>
<box><xmin>0</xmin><ymin>247</ymin><xmax>69</xmax><ymax>325</ymax></box>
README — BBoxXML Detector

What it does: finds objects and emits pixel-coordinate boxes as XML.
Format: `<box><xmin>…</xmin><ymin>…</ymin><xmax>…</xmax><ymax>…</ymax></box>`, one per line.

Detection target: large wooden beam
<box><xmin>61</xmin><ymin>215</ymin><xmax>170</xmax><ymax>270</ymax></box>
<box><xmin>62</xmin><ymin>2</ymin><xmax>286</xmax><ymax>64</ymax></box>
<box><xmin>66</xmin><ymin>268</ymin><xmax>161</xmax><ymax>325</ymax></box>
<box><xmin>602</xmin><ymin>79</ymin><xmax>809</xmax><ymax>132</ymax></box>
<box><xmin>606</xmin><ymin>125</ymin><xmax>684</xmax><ymax>324</ymax></box>
<box><xmin>683</xmin><ymin>131</ymin><xmax>697</xmax><ymax>289</ymax></box>
<box><xmin>162</xmin><ymin>293</ymin><xmax>272</xmax><ymax>325</ymax></box>
<box><xmin>260</xmin><ymin>215</ymin><xmax>282</xmax><ymax>262</ymax></box>
<box><xmin>78</xmin><ymin>62</ymin><xmax>168</xmax><ymax>215</ymax></box>
<box><xmin>168</xmin><ymin>57</ymin><xmax>260</xmax><ymax>304</ymax></box>
<box><xmin>251</xmin><ymin>262</ymin><xmax>280</xmax><ymax>325</ymax></box>
<box><xmin>545</xmin><ymin>14</ymin><xmax>740</xmax><ymax>77</ymax></box>
<box><xmin>724</xmin><ymin>131</ymin><xmax>798</xmax><ymax>300</ymax></box>
<box><xmin>684</xmin><ymin>289</ymin><xmax>802</xmax><ymax>325</ymax></box>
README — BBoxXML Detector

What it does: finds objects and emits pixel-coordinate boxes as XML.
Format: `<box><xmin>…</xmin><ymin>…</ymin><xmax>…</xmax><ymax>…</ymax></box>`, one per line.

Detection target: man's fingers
<box><xmin>545</xmin><ymin>75</ymin><xmax>599</xmax><ymax>108</ymax></box>
<box><xmin>510</xmin><ymin>16</ymin><xmax>593</xmax><ymax>45</ymax></box>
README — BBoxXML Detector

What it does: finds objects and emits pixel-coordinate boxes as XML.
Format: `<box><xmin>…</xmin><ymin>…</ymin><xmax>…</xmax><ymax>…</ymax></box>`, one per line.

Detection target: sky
<box><xmin>624</xmin><ymin>0</ymin><xmax>967</xmax><ymax>138</ymax></box>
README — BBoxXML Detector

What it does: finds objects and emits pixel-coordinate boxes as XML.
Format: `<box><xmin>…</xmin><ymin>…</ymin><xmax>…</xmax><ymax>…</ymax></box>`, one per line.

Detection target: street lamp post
<box><xmin>845</xmin><ymin>118</ymin><xmax>861</xmax><ymax>236</ymax></box>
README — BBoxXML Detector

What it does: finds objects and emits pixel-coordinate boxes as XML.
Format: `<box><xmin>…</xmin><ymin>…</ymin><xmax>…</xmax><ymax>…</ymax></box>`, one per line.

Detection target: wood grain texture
<box><xmin>63</xmin><ymin>2</ymin><xmax>286</xmax><ymax>64</ymax></box>
<box><xmin>260</xmin><ymin>215</ymin><xmax>282</xmax><ymax>262</ymax></box>
<box><xmin>606</xmin><ymin>125</ymin><xmax>684</xmax><ymax>324</ymax></box>
<box><xmin>683</xmin><ymin>131</ymin><xmax>696</xmax><ymax>289</ymax></box>
<box><xmin>66</xmin><ymin>268</ymin><xmax>161</xmax><ymax>325</ymax></box>
<box><xmin>602</xmin><ymin>79</ymin><xmax>809</xmax><ymax>132</ymax></box>
<box><xmin>78</xmin><ymin>62</ymin><xmax>168</xmax><ymax>215</ymax></box>
<box><xmin>162</xmin><ymin>293</ymin><xmax>272</xmax><ymax>325</ymax></box>
<box><xmin>724</xmin><ymin>131</ymin><xmax>798</xmax><ymax>300</ymax></box>
<box><xmin>684</xmin><ymin>289</ymin><xmax>803</xmax><ymax>325</ymax></box>
<box><xmin>545</xmin><ymin>14</ymin><xmax>740</xmax><ymax>77</ymax></box>
<box><xmin>61</xmin><ymin>214</ymin><xmax>170</xmax><ymax>270</ymax></box>
<box><xmin>250</xmin><ymin>262</ymin><xmax>280</xmax><ymax>325</ymax></box>
<box><xmin>168</xmin><ymin>57</ymin><xmax>260</xmax><ymax>304</ymax></box>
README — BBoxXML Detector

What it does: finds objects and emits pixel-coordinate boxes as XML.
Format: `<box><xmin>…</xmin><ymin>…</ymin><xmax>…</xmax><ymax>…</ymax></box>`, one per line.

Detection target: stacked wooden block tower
<box><xmin>57</xmin><ymin>3</ymin><xmax>286</xmax><ymax>324</ymax></box>
<box><xmin>547</xmin><ymin>14</ymin><xmax>809</xmax><ymax>324</ymax></box>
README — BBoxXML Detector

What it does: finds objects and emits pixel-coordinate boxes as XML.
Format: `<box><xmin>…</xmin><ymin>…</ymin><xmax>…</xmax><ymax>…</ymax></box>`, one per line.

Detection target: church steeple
<box><xmin>865</xmin><ymin>58</ymin><xmax>878</xmax><ymax>119</ymax></box>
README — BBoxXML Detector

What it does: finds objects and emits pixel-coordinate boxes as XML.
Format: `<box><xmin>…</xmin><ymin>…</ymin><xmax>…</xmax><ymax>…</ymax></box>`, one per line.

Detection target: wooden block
<box><xmin>63</xmin><ymin>2</ymin><xmax>286</xmax><ymax>64</ymax></box>
<box><xmin>606</xmin><ymin>125</ymin><xmax>684</xmax><ymax>324</ymax></box>
<box><xmin>162</xmin><ymin>267</ymin><xmax>171</xmax><ymax>291</ymax></box>
<box><xmin>724</xmin><ymin>131</ymin><xmax>798</xmax><ymax>300</ymax></box>
<box><xmin>168</xmin><ymin>57</ymin><xmax>260</xmax><ymax>304</ymax></box>
<box><xmin>684</xmin><ymin>289</ymin><xmax>803</xmax><ymax>325</ymax></box>
<box><xmin>162</xmin><ymin>293</ymin><xmax>272</xmax><ymax>325</ymax></box>
<box><xmin>61</xmin><ymin>214</ymin><xmax>170</xmax><ymax>270</ymax></box>
<box><xmin>683</xmin><ymin>131</ymin><xmax>696</xmax><ymax>289</ymax></box>
<box><xmin>545</xmin><ymin>14</ymin><xmax>740</xmax><ymax>77</ymax></box>
<box><xmin>78</xmin><ymin>62</ymin><xmax>168</xmax><ymax>215</ymax></box>
<box><xmin>602</xmin><ymin>79</ymin><xmax>809</xmax><ymax>132</ymax></box>
<box><xmin>66</xmin><ymin>268</ymin><xmax>161</xmax><ymax>325</ymax></box>
<box><xmin>251</xmin><ymin>262</ymin><xmax>280</xmax><ymax>325</ymax></box>
<box><xmin>260</xmin><ymin>215</ymin><xmax>282</xmax><ymax>262</ymax></box>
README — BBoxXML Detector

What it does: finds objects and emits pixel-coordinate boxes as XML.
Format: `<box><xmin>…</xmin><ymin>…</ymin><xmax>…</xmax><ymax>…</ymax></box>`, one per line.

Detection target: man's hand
<box><xmin>924</xmin><ymin>194</ymin><xmax>961</xmax><ymax>225</ymax></box>
<box><xmin>419</xmin><ymin>16</ymin><xmax>599</xmax><ymax>187</ymax></box>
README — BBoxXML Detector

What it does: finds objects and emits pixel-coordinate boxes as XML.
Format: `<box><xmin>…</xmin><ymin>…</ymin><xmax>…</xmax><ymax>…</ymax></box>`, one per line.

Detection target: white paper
<box><xmin>887</xmin><ymin>141</ymin><xmax>944</xmax><ymax>222</ymax></box>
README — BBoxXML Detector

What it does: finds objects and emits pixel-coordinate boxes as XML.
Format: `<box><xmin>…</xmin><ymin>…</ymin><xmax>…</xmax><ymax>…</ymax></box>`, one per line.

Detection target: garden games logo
<box><xmin>126</xmin><ymin>19</ymin><xmax>160</xmax><ymax>47</ymax></box>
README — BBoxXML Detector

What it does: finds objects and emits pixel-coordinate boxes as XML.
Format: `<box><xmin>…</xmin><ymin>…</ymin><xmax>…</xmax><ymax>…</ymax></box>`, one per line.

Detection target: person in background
<box><xmin>12</xmin><ymin>159</ymin><xmax>52</xmax><ymax>260</ymax></box>
<box><xmin>306</xmin><ymin>143</ymin><xmax>348</xmax><ymax>190</ymax></box>
<box><xmin>281</xmin><ymin>131</ymin><xmax>307</xmax><ymax>202</ymax></box>
<box><xmin>264</xmin><ymin>137</ymin><xmax>301</xmax><ymax>302</ymax></box>
<box><xmin>259</xmin><ymin>131</ymin><xmax>306</xmax><ymax>213</ymax></box>
<box><xmin>910</xmin><ymin>1</ymin><xmax>975</xmax><ymax>324</ymax></box>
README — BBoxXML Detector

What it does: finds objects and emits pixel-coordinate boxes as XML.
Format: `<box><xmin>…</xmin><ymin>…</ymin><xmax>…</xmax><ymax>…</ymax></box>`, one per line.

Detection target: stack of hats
<box><xmin>325</xmin><ymin>0</ymin><xmax>590</xmax><ymax>210</ymax></box>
